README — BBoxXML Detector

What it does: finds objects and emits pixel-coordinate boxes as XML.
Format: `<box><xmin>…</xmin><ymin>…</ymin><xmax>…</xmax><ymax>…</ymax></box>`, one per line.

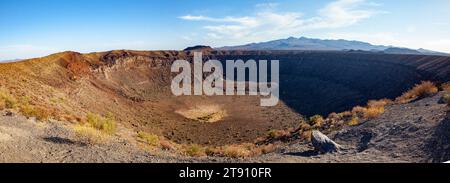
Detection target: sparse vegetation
<box><xmin>19</xmin><ymin>103</ymin><xmax>51</xmax><ymax>121</ymax></box>
<box><xmin>267</xmin><ymin>129</ymin><xmax>291</xmax><ymax>139</ymax></box>
<box><xmin>309</xmin><ymin>115</ymin><xmax>324</xmax><ymax>128</ymax></box>
<box><xmin>396</xmin><ymin>81</ymin><xmax>438</xmax><ymax>103</ymax></box>
<box><xmin>222</xmin><ymin>144</ymin><xmax>252</xmax><ymax>158</ymax></box>
<box><xmin>73</xmin><ymin>112</ymin><xmax>117</xmax><ymax>143</ymax></box>
<box><xmin>363</xmin><ymin>107</ymin><xmax>384</xmax><ymax>119</ymax></box>
<box><xmin>86</xmin><ymin>112</ymin><xmax>116</xmax><ymax>135</ymax></box>
<box><xmin>0</xmin><ymin>88</ymin><xmax>17</xmax><ymax>109</ymax></box>
<box><xmin>184</xmin><ymin>144</ymin><xmax>206</xmax><ymax>157</ymax></box>
<box><xmin>350</xmin><ymin>99</ymin><xmax>390</xmax><ymax>120</ymax></box>
<box><xmin>138</xmin><ymin>131</ymin><xmax>160</xmax><ymax>146</ymax></box>
<box><xmin>347</xmin><ymin>115</ymin><xmax>360</xmax><ymax>126</ymax></box>
<box><xmin>73</xmin><ymin>124</ymin><xmax>108</xmax><ymax>144</ymax></box>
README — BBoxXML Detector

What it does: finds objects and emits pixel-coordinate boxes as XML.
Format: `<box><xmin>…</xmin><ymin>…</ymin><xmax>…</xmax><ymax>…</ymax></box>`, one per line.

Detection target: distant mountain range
<box><xmin>0</xmin><ymin>59</ymin><xmax>22</xmax><ymax>63</ymax></box>
<box><xmin>219</xmin><ymin>37</ymin><xmax>449</xmax><ymax>56</ymax></box>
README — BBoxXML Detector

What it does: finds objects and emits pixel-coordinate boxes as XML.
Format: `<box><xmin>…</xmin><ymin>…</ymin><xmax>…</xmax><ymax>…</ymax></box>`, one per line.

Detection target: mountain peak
<box><xmin>219</xmin><ymin>37</ymin><xmax>449</xmax><ymax>56</ymax></box>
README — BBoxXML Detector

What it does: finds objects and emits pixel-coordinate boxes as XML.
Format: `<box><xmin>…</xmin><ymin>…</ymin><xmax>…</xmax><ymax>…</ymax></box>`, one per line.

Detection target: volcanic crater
<box><xmin>1</xmin><ymin>49</ymin><xmax>449</xmax><ymax>146</ymax></box>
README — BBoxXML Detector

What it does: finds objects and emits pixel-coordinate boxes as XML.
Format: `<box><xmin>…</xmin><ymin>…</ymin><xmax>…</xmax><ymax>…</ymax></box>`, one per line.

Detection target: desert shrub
<box><xmin>267</xmin><ymin>129</ymin><xmax>291</xmax><ymax>139</ymax></box>
<box><xmin>327</xmin><ymin>112</ymin><xmax>341</xmax><ymax>121</ymax></box>
<box><xmin>19</xmin><ymin>104</ymin><xmax>36</xmax><ymax>118</ymax></box>
<box><xmin>73</xmin><ymin>113</ymin><xmax>116</xmax><ymax>142</ymax></box>
<box><xmin>258</xmin><ymin>144</ymin><xmax>276</xmax><ymax>154</ymax></box>
<box><xmin>350</xmin><ymin>99</ymin><xmax>389</xmax><ymax>120</ymax></box>
<box><xmin>347</xmin><ymin>115</ymin><xmax>360</xmax><ymax>126</ymax></box>
<box><xmin>73</xmin><ymin>124</ymin><xmax>107</xmax><ymax>144</ymax></box>
<box><xmin>298</xmin><ymin>123</ymin><xmax>311</xmax><ymax>132</ymax></box>
<box><xmin>367</xmin><ymin>99</ymin><xmax>391</xmax><ymax>108</ymax></box>
<box><xmin>184</xmin><ymin>144</ymin><xmax>206</xmax><ymax>157</ymax></box>
<box><xmin>351</xmin><ymin>106</ymin><xmax>367</xmax><ymax>117</ymax></box>
<box><xmin>0</xmin><ymin>89</ymin><xmax>17</xmax><ymax>109</ymax></box>
<box><xmin>205</xmin><ymin>146</ymin><xmax>220</xmax><ymax>156</ymax></box>
<box><xmin>338</xmin><ymin>111</ymin><xmax>353</xmax><ymax>118</ymax></box>
<box><xmin>309</xmin><ymin>115</ymin><xmax>324</xmax><ymax>127</ymax></box>
<box><xmin>254</xmin><ymin>144</ymin><xmax>276</xmax><ymax>155</ymax></box>
<box><xmin>363</xmin><ymin>107</ymin><xmax>384</xmax><ymax>119</ymax></box>
<box><xmin>86</xmin><ymin>112</ymin><xmax>116</xmax><ymax>134</ymax></box>
<box><xmin>33</xmin><ymin>106</ymin><xmax>51</xmax><ymax>121</ymax></box>
<box><xmin>222</xmin><ymin>144</ymin><xmax>252</xmax><ymax>158</ymax></box>
<box><xmin>137</xmin><ymin>131</ymin><xmax>160</xmax><ymax>146</ymax></box>
<box><xmin>396</xmin><ymin>81</ymin><xmax>438</xmax><ymax>103</ymax></box>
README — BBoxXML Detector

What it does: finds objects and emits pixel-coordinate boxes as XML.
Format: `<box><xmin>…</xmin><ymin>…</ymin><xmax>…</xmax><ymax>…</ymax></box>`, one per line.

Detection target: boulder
<box><xmin>311</xmin><ymin>130</ymin><xmax>341</xmax><ymax>153</ymax></box>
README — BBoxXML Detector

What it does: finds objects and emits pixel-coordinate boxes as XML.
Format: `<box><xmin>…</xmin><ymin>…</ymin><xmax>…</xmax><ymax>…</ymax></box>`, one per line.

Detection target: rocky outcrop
<box><xmin>311</xmin><ymin>130</ymin><xmax>341</xmax><ymax>153</ymax></box>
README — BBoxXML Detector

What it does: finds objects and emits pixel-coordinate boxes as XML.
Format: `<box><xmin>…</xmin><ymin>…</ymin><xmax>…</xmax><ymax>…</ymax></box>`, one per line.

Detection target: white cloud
<box><xmin>179</xmin><ymin>0</ymin><xmax>380</xmax><ymax>45</ymax></box>
<box><xmin>255</xmin><ymin>3</ymin><xmax>279</xmax><ymax>10</ymax></box>
<box><xmin>311</xmin><ymin>0</ymin><xmax>376</xmax><ymax>29</ymax></box>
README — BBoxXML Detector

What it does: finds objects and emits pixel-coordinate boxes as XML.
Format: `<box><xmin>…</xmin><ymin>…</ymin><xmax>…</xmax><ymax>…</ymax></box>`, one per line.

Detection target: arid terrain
<box><xmin>1</xmin><ymin>49</ymin><xmax>449</xmax><ymax>162</ymax></box>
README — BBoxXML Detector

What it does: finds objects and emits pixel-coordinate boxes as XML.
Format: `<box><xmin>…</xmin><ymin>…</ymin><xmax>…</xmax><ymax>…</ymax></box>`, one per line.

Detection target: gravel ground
<box><xmin>1</xmin><ymin>92</ymin><xmax>448</xmax><ymax>163</ymax></box>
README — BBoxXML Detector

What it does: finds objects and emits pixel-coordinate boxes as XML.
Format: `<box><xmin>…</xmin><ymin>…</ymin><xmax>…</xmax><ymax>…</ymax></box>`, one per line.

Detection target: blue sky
<box><xmin>1</xmin><ymin>0</ymin><xmax>450</xmax><ymax>60</ymax></box>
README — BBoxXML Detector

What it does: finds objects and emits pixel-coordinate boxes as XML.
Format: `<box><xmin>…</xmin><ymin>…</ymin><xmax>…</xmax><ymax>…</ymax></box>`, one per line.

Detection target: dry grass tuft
<box><xmin>221</xmin><ymin>144</ymin><xmax>252</xmax><ymax>158</ymax></box>
<box><xmin>0</xmin><ymin>88</ymin><xmax>17</xmax><ymax>109</ymax></box>
<box><xmin>309</xmin><ymin>115</ymin><xmax>325</xmax><ymax>128</ymax></box>
<box><xmin>347</xmin><ymin>115</ymin><xmax>360</xmax><ymax>126</ymax></box>
<box><xmin>138</xmin><ymin>131</ymin><xmax>160</xmax><ymax>146</ymax></box>
<box><xmin>396</xmin><ymin>81</ymin><xmax>438</xmax><ymax>103</ymax></box>
<box><xmin>183</xmin><ymin>144</ymin><xmax>206</xmax><ymax>157</ymax></box>
<box><xmin>19</xmin><ymin>104</ymin><xmax>51</xmax><ymax>121</ymax></box>
<box><xmin>267</xmin><ymin>129</ymin><xmax>291</xmax><ymax>139</ymax></box>
<box><xmin>363</xmin><ymin>107</ymin><xmax>385</xmax><ymax>119</ymax></box>
<box><xmin>73</xmin><ymin>113</ymin><xmax>117</xmax><ymax>144</ymax></box>
<box><xmin>73</xmin><ymin>124</ymin><xmax>108</xmax><ymax>144</ymax></box>
<box><xmin>86</xmin><ymin>112</ymin><xmax>116</xmax><ymax>135</ymax></box>
<box><xmin>350</xmin><ymin>99</ymin><xmax>389</xmax><ymax>120</ymax></box>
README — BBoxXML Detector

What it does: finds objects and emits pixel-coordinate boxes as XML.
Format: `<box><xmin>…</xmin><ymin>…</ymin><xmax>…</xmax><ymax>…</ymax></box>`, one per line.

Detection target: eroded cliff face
<box><xmin>1</xmin><ymin>50</ymin><xmax>449</xmax><ymax>145</ymax></box>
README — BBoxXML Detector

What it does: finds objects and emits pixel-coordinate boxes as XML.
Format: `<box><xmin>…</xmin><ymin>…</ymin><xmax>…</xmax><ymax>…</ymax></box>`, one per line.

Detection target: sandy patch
<box><xmin>175</xmin><ymin>105</ymin><xmax>227</xmax><ymax>123</ymax></box>
<box><xmin>0</xmin><ymin>126</ymin><xmax>30</xmax><ymax>141</ymax></box>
